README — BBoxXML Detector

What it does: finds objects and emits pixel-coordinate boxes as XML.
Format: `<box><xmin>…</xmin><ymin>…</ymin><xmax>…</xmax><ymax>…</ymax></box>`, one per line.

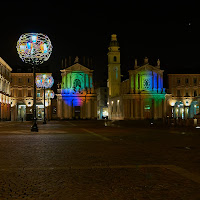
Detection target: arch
<box><xmin>73</xmin><ymin>79</ymin><xmax>81</xmax><ymax>88</ymax></box>
<box><xmin>113</xmin><ymin>56</ymin><xmax>117</xmax><ymax>62</ymax></box>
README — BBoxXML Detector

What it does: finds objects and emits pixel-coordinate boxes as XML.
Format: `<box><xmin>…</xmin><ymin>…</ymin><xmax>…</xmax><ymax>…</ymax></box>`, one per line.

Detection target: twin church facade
<box><xmin>56</xmin><ymin>34</ymin><xmax>199</xmax><ymax>120</ymax></box>
<box><xmin>3</xmin><ymin>34</ymin><xmax>199</xmax><ymax>121</ymax></box>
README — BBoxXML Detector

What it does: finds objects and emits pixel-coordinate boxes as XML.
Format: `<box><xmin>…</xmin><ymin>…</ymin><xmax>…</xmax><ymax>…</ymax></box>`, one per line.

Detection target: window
<box><xmin>18</xmin><ymin>90</ymin><xmax>22</xmax><ymax>97</ymax></box>
<box><xmin>73</xmin><ymin>79</ymin><xmax>81</xmax><ymax>89</ymax></box>
<box><xmin>194</xmin><ymin>90</ymin><xmax>197</xmax><ymax>97</ymax></box>
<box><xmin>37</xmin><ymin>91</ymin><xmax>40</xmax><ymax>97</ymax></box>
<box><xmin>185</xmin><ymin>78</ymin><xmax>189</xmax><ymax>84</ymax></box>
<box><xmin>194</xmin><ymin>78</ymin><xmax>197</xmax><ymax>86</ymax></box>
<box><xmin>28</xmin><ymin>78</ymin><xmax>31</xmax><ymax>83</ymax></box>
<box><xmin>113</xmin><ymin>56</ymin><xmax>117</xmax><ymax>62</ymax></box>
<box><xmin>28</xmin><ymin>90</ymin><xmax>31</xmax><ymax>97</ymax></box>
<box><xmin>185</xmin><ymin>91</ymin><xmax>189</xmax><ymax>97</ymax></box>
<box><xmin>18</xmin><ymin>78</ymin><xmax>22</xmax><ymax>83</ymax></box>
<box><xmin>177</xmin><ymin>78</ymin><xmax>180</xmax><ymax>85</ymax></box>
<box><xmin>177</xmin><ymin>90</ymin><xmax>181</xmax><ymax>96</ymax></box>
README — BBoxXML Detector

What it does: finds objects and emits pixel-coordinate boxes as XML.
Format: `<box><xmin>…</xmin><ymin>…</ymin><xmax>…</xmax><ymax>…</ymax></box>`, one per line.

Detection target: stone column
<box><xmin>152</xmin><ymin>99</ymin><xmax>154</xmax><ymax>119</ymax></box>
<box><xmin>63</xmin><ymin>102</ymin><xmax>68</xmax><ymax>119</ymax></box>
<box><xmin>140</xmin><ymin>98</ymin><xmax>144</xmax><ymax>119</ymax></box>
<box><xmin>154</xmin><ymin>98</ymin><xmax>158</xmax><ymax>119</ymax></box>
<box><xmin>131</xmin><ymin>99</ymin><xmax>134</xmax><ymax>119</ymax></box>
<box><xmin>69</xmin><ymin>100</ymin><xmax>73</xmax><ymax>119</ymax></box>
<box><xmin>57</xmin><ymin>98</ymin><xmax>63</xmax><ymax>119</ymax></box>
<box><xmin>130</xmin><ymin>75</ymin><xmax>134</xmax><ymax>94</ymax></box>
<box><xmin>135</xmin><ymin>99</ymin><xmax>140</xmax><ymax>119</ymax></box>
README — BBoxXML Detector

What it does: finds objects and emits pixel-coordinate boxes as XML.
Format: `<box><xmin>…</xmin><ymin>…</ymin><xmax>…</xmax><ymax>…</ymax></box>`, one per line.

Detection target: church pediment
<box><xmin>62</xmin><ymin>63</ymin><xmax>92</xmax><ymax>73</ymax></box>
<box><xmin>134</xmin><ymin>64</ymin><xmax>163</xmax><ymax>73</ymax></box>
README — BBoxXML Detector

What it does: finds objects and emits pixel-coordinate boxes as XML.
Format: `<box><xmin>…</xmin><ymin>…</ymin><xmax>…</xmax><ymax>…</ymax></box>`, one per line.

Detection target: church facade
<box><xmin>107</xmin><ymin>34</ymin><xmax>169</xmax><ymax>120</ymax></box>
<box><xmin>56</xmin><ymin>57</ymin><xmax>97</xmax><ymax>119</ymax></box>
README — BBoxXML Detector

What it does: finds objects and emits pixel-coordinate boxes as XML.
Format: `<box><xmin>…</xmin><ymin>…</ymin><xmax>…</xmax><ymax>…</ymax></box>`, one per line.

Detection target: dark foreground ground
<box><xmin>0</xmin><ymin>120</ymin><xmax>200</xmax><ymax>200</ymax></box>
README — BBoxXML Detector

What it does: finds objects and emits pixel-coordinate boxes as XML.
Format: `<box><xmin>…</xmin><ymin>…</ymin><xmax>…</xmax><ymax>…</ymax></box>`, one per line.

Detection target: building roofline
<box><xmin>168</xmin><ymin>74</ymin><xmax>200</xmax><ymax>76</ymax></box>
<box><xmin>0</xmin><ymin>57</ymin><xmax>12</xmax><ymax>71</ymax></box>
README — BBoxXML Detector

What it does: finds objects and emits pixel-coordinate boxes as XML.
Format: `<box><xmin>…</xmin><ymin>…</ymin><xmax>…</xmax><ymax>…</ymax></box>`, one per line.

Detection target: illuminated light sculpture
<box><xmin>36</xmin><ymin>74</ymin><xmax>54</xmax><ymax>124</ymax></box>
<box><xmin>16</xmin><ymin>33</ymin><xmax>53</xmax><ymax>132</ymax></box>
<box><xmin>16</xmin><ymin>33</ymin><xmax>52</xmax><ymax>65</ymax></box>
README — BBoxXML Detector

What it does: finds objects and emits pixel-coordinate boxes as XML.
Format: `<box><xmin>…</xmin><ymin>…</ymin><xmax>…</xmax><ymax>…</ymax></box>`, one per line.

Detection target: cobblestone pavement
<box><xmin>0</xmin><ymin>120</ymin><xmax>200</xmax><ymax>199</ymax></box>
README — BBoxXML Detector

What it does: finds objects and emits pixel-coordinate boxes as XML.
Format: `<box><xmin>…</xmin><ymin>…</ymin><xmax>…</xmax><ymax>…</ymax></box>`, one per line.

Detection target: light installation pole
<box><xmin>36</xmin><ymin>74</ymin><xmax>54</xmax><ymax>124</ymax></box>
<box><xmin>16</xmin><ymin>33</ymin><xmax>53</xmax><ymax>132</ymax></box>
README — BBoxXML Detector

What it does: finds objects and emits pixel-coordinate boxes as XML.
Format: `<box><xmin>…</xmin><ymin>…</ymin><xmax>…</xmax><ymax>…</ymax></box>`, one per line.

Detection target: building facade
<box><xmin>0</xmin><ymin>57</ymin><xmax>12</xmax><ymax>120</ymax></box>
<box><xmin>10</xmin><ymin>73</ymin><xmax>53</xmax><ymax>121</ymax></box>
<box><xmin>56</xmin><ymin>57</ymin><xmax>97</xmax><ymax>119</ymax></box>
<box><xmin>108</xmin><ymin>35</ymin><xmax>168</xmax><ymax>120</ymax></box>
<box><xmin>167</xmin><ymin>74</ymin><xmax>200</xmax><ymax>119</ymax></box>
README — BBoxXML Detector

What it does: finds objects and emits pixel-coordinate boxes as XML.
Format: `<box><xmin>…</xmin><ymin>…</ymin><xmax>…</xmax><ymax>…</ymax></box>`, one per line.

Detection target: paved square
<box><xmin>0</xmin><ymin>120</ymin><xmax>200</xmax><ymax>199</ymax></box>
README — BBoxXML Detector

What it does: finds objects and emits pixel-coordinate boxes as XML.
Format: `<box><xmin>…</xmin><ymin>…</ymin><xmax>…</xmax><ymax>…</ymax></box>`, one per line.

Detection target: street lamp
<box><xmin>36</xmin><ymin>74</ymin><xmax>54</xmax><ymax>124</ymax></box>
<box><xmin>16</xmin><ymin>33</ymin><xmax>53</xmax><ymax>132</ymax></box>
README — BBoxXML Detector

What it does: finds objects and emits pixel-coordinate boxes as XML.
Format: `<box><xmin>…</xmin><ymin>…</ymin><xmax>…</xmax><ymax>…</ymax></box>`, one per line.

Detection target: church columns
<box><xmin>152</xmin><ymin>99</ymin><xmax>154</xmax><ymax>119</ymax></box>
<box><xmin>140</xmin><ymin>98</ymin><xmax>144</xmax><ymax>119</ymax></box>
<box><xmin>57</xmin><ymin>98</ymin><xmax>63</xmax><ymax>119</ymax></box>
<box><xmin>130</xmin><ymin>99</ymin><xmax>134</xmax><ymax>119</ymax></box>
<box><xmin>130</xmin><ymin>74</ymin><xmax>134</xmax><ymax>94</ymax></box>
<box><xmin>63</xmin><ymin>101</ymin><xmax>68</xmax><ymax>118</ymax></box>
<box><xmin>154</xmin><ymin>99</ymin><xmax>158</xmax><ymax>119</ymax></box>
<box><xmin>69</xmin><ymin>101</ymin><xmax>73</xmax><ymax>119</ymax></box>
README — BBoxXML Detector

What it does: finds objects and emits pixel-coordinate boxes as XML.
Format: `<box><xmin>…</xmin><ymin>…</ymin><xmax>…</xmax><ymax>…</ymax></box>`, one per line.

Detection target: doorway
<box><xmin>74</xmin><ymin>106</ymin><xmax>80</xmax><ymax>119</ymax></box>
<box><xmin>18</xmin><ymin>105</ymin><xmax>26</xmax><ymax>121</ymax></box>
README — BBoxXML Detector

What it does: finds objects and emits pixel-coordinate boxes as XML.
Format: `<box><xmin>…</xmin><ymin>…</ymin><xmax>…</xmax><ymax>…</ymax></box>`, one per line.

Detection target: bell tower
<box><xmin>107</xmin><ymin>34</ymin><xmax>121</xmax><ymax>97</ymax></box>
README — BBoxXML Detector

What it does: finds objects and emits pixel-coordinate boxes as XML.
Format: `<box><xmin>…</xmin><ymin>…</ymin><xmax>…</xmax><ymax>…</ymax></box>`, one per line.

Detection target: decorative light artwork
<box><xmin>45</xmin><ymin>90</ymin><xmax>55</xmax><ymax>99</ymax></box>
<box><xmin>16</xmin><ymin>33</ymin><xmax>53</xmax><ymax>65</ymax></box>
<box><xmin>36</xmin><ymin>74</ymin><xmax>54</xmax><ymax>89</ymax></box>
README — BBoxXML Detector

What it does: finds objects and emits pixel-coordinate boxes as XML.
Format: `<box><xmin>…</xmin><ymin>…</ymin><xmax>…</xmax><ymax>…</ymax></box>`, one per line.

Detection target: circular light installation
<box><xmin>36</xmin><ymin>74</ymin><xmax>54</xmax><ymax>89</ymax></box>
<box><xmin>46</xmin><ymin>90</ymin><xmax>55</xmax><ymax>99</ymax></box>
<box><xmin>16</xmin><ymin>33</ymin><xmax>53</xmax><ymax>65</ymax></box>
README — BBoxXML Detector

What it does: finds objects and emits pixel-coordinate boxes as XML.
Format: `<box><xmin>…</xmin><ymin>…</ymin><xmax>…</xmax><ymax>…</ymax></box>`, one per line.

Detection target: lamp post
<box><xmin>16</xmin><ymin>33</ymin><xmax>53</xmax><ymax>132</ymax></box>
<box><xmin>36</xmin><ymin>74</ymin><xmax>54</xmax><ymax>124</ymax></box>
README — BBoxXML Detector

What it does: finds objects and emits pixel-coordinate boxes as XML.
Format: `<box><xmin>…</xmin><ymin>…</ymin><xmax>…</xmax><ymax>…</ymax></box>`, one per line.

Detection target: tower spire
<box><xmin>107</xmin><ymin>34</ymin><xmax>121</xmax><ymax>97</ymax></box>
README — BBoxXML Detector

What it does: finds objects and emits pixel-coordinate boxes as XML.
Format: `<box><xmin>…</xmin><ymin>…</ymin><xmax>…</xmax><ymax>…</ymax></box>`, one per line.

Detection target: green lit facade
<box><xmin>56</xmin><ymin>57</ymin><xmax>97</xmax><ymax>119</ymax></box>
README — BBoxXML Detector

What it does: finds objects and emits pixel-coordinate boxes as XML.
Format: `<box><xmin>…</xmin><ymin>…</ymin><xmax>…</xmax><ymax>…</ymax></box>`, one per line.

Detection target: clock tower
<box><xmin>107</xmin><ymin>34</ymin><xmax>121</xmax><ymax>97</ymax></box>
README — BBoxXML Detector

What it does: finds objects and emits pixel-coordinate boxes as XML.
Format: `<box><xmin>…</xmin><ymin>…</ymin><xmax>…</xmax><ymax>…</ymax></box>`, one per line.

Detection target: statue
<box><xmin>144</xmin><ymin>57</ymin><xmax>148</xmax><ymax>64</ymax></box>
<box><xmin>157</xmin><ymin>59</ymin><xmax>160</xmax><ymax>67</ymax></box>
<box><xmin>74</xmin><ymin>56</ymin><xmax>79</xmax><ymax>63</ymax></box>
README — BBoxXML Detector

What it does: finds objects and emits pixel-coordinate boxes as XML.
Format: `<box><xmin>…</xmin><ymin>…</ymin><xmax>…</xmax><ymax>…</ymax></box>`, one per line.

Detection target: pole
<box><xmin>31</xmin><ymin>65</ymin><xmax>38</xmax><ymax>132</ymax></box>
<box><xmin>48</xmin><ymin>92</ymin><xmax>50</xmax><ymax>121</ymax></box>
<box><xmin>43</xmin><ymin>87</ymin><xmax>46</xmax><ymax>124</ymax></box>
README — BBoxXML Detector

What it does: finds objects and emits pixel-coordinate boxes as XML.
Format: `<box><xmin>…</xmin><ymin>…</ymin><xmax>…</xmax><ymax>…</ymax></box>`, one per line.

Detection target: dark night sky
<box><xmin>0</xmin><ymin>1</ymin><xmax>199</xmax><ymax>88</ymax></box>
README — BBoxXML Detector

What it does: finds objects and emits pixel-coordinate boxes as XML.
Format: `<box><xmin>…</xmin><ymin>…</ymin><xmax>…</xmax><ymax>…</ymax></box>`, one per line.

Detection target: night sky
<box><xmin>0</xmin><ymin>1</ymin><xmax>199</xmax><ymax>88</ymax></box>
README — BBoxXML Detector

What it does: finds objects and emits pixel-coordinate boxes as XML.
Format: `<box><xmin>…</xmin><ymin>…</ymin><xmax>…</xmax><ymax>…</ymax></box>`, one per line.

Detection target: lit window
<box><xmin>37</xmin><ymin>91</ymin><xmax>40</xmax><ymax>97</ymax></box>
